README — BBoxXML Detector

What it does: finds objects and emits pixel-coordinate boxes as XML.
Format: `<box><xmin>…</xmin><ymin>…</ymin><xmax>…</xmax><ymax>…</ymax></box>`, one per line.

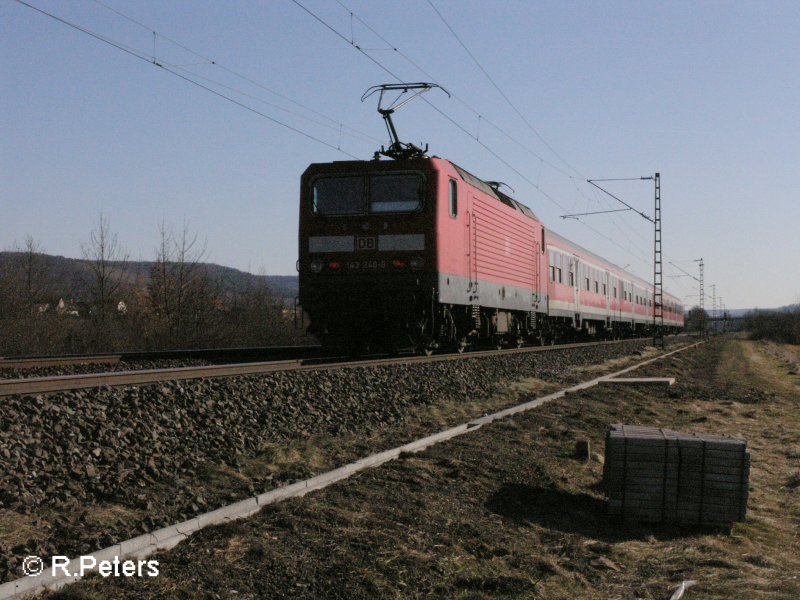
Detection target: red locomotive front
<box><xmin>298</xmin><ymin>158</ymin><xmax>440</xmax><ymax>351</ymax></box>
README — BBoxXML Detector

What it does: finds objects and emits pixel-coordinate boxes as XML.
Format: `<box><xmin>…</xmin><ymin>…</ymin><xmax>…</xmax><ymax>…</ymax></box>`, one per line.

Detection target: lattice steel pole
<box><xmin>710</xmin><ymin>284</ymin><xmax>716</xmax><ymax>334</ymax></box>
<box><xmin>695</xmin><ymin>258</ymin><xmax>705</xmax><ymax>337</ymax></box>
<box><xmin>652</xmin><ymin>173</ymin><xmax>664</xmax><ymax>348</ymax></box>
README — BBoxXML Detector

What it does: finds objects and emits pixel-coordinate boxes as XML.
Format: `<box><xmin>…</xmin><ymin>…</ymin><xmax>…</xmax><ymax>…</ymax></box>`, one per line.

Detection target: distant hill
<box><xmin>727</xmin><ymin>304</ymin><xmax>800</xmax><ymax>318</ymax></box>
<box><xmin>0</xmin><ymin>252</ymin><xmax>298</xmax><ymax>303</ymax></box>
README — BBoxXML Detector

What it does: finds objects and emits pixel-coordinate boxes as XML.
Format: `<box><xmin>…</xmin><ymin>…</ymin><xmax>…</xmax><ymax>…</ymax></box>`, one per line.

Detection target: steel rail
<box><xmin>0</xmin><ymin>338</ymin><xmax>663</xmax><ymax>397</ymax></box>
<box><xmin>0</xmin><ymin>345</ymin><xmax>321</xmax><ymax>370</ymax></box>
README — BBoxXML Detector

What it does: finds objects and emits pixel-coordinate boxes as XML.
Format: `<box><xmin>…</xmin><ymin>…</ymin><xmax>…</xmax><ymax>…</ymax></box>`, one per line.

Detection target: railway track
<box><xmin>0</xmin><ymin>344</ymin><xmax>321</xmax><ymax>370</ymax></box>
<box><xmin>0</xmin><ymin>338</ymin><xmax>662</xmax><ymax>397</ymax></box>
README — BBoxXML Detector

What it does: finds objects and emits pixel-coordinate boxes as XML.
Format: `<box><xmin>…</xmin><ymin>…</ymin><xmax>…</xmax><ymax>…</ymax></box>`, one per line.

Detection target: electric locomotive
<box><xmin>297</xmin><ymin>84</ymin><xmax>683</xmax><ymax>352</ymax></box>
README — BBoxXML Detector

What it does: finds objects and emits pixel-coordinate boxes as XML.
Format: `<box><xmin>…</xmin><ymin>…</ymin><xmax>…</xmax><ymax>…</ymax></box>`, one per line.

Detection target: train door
<box><xmin>572</xmin><ymin>257</ymin><xmax>579</xmax><ymax>310</ymax></box>
<box><xmin>465</xmin><ymin>192</ymin><xmax>477</xmax><ymax>302</ymax></box>
<box><xmin>532</xmin><ymin>230</ymin><xmax>541</xmax><ymax>310</ymax></box>
<box><xmin>537</xmin><ymin>227</ymin><xmax>547</xmax><ymax>314</ymax></box>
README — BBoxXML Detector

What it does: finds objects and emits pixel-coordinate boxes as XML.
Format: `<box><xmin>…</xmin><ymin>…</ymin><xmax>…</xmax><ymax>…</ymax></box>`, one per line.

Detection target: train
<box><xmin>297</xmin><ymin>86</ymin><xmax>683</xmax><ymax>353</ymax></box>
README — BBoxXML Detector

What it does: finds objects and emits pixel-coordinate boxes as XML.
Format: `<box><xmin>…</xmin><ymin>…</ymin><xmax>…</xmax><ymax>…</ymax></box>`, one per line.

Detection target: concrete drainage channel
<box><xmin>0</xmin><ymin>341</ymin><xmax>702</xmax><ymax>599</ymax></box>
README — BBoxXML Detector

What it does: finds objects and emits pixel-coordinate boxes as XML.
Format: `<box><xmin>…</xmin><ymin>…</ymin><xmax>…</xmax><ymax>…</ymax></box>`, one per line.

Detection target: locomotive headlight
<box><xmin>409</xmin><ymin>256</ymin><xmax>425</xmax><ymax>270</ymax></box>
<box><xmin>310</xmin><ymin>259</ymin><xmax>324</xmax><ymax>273</ymax></box>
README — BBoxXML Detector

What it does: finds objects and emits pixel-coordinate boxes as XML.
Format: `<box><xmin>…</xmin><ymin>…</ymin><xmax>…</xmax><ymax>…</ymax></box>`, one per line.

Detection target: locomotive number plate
<box><xmin>347</xmin><ymin>259</ymin><xmax>386</xmax><ymax>270</ymax></box>
<box><xmin>356</xmin><ymin>236</ymin><xmax>377</xmax><ymax>251</ymax></box>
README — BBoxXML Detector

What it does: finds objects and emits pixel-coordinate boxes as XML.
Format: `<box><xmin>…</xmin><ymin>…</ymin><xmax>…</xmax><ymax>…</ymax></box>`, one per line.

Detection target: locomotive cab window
<box><xmin>449</xmin><ymin>179</ymin><xmax>458</xmax><ymax>217</ymax></box>
<box><xmin>312</xmin><ymin>176</ymin><xmax>364</xmax><ymax>215</ymax></box>
<box><xmin>369</xmin><ymin>174</ymin><xmax>423</xmax><ymax>213</ymax></box>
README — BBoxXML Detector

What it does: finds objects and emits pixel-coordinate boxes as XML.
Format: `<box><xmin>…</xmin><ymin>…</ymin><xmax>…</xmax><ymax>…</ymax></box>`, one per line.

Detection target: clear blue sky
<box><xmin>2</xmin><ymin>0</ymin><xmax>798</xmax><ymax>309</ymax></box>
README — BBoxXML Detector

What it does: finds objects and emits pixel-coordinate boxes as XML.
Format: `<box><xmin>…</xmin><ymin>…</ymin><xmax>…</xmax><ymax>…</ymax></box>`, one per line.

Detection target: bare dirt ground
<box><xmin>43</xmin><ymin>337</ymin><xmax>800</xmax><ymax>598</ymax></box>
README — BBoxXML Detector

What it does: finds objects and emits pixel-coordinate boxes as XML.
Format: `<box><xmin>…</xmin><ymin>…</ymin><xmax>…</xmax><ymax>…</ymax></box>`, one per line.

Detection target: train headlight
<box><xmin>310</xmin><ymin>259</ymin><xmax>323</xmax><ymax>273</ymax></box>
<box><xmin>409</xmin><ymin>256</ymin><xmax>425</xmax><ymax>270</ymax></box>
<box><xmin>391</xmin><ymin>258</ymin><xmax>408</xmax><ymax>270</ymax></box>
<box><xmin>327</xmin><ymin>260</ymin><xmax>343</xmax><ymax>271</ymax></box>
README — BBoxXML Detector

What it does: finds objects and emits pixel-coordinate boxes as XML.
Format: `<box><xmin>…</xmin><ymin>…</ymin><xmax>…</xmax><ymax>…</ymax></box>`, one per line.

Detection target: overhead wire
<box><xmin>89</xmin><ymin>0</ymin><xmax>382</xmax><ymax>146</ymax></box>
<box><xmin>333</xmin><ymin>0</ymin><xmax>578</xmax><ymax>181</ymax></box>
<box><xmin>425</xmin><ymin>0</ymin><xmax>583</xmax><ymax>179</ymax></box>
<box><xmin>167</xmin><ymin>64</ymin><xmax>378</xmax><ymax>145</ymax></box>
<box><xmin>13</xmin><ymin>0</ymin><xmax>362</xmax><ymax>159</ymax></box>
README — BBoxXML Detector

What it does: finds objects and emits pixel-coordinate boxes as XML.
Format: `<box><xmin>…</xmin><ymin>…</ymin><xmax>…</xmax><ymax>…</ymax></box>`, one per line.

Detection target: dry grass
<box><xmin>0</xmin><ymin>510</ymin><xmax>40</xmax><ymax>548</ymax></box>
<box><xmin>82</xmin><ymin>505</ymin><xmax>141</xmax><ymax>531</ymax></box>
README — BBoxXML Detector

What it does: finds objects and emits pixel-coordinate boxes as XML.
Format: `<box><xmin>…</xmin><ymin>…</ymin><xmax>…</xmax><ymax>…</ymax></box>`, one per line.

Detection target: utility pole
<box><xmin>652</xmin><ymin>173</ymin><xmax>664</xmax><ymax>348</ymax></box>
<box><xmin>694</xmin><ymin>258</ymin><xmax>705</xmax><ymax>337</ymax></box>
<box><xmin>710</xmin><ymin>284</ymin><xmax>716</xmax><ymax>335</ymax></box>
<box><xmin>575</xmin><ymin>174</ymin><xmax>663</xmax><ymax>347</ymax></box>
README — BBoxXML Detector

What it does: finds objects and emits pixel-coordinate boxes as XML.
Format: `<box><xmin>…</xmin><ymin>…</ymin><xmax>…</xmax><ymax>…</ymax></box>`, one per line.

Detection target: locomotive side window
<box><xmin>369</xmin><ymin>174</ymin><xmax>423</xmax><ymax>213</ymax></box>
<box><xmin>312</xmin><ymin>177</ymin><xmax>364</xmax><ymax>215</ymax></box>
<box><xmin>449</xmin><ymin>179</ymin><xmax>458</xmax><ymax>217</ymax></box>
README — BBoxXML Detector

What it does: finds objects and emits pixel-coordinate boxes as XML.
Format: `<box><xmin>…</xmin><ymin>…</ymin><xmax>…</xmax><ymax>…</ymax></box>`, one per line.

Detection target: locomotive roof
<box><xmin>448</xmin><ymin>161</ymin><xmax>539</xmax><ymax>220</ymax></box>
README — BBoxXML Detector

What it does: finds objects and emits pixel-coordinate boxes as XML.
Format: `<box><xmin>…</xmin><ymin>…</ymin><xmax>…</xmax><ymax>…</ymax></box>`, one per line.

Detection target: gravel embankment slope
<box><xmin>2</xmin><ymin>339</ymin><xmax>669</xmax><ymax>583</ymax></box>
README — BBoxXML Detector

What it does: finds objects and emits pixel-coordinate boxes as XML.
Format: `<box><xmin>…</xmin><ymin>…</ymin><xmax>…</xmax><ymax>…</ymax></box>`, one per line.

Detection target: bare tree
<box><xmin>18</xmin><ymin>236</ymin><xmax>49</xmax><ymax>311</ymax></box>
<box><xmin>1</xmin><ymin>237</ymin><xmax>47</xmax><ymax>315</ymax></box>
<box><xmin>82</xmin><ymin>212</ymin><xmax>128</xmax><ymax>324</ymax></box>
<box><xmin>227</xmin><ymin>269</ymin><xmax>295</xmax><ymax>345</ymax></box>
<box><xmin>148</xmin><ymin>220</ymin><xmax>218</xmax><ymax>347</ymax></box>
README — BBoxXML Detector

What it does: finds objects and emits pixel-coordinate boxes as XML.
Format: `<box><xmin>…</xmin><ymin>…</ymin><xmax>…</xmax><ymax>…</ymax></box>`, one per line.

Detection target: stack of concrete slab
<box><xmin>603</xmin><ymin>424</ymin><xmax>750</xmax><ymax>526</ymax></box>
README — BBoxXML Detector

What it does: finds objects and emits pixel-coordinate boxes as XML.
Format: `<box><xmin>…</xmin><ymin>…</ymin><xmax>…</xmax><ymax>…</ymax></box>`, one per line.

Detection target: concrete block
<box><xmin>154</xmin><ymin>533</ymin><xmax>186</xmax><ymax>552</ymax></box>
<box><xmin>257</xmin><ymin>481</ymin><xmax>308</xmax><ymax>505</ymax></box>
<box><xmin>151</xmin><ymin>525</ymin><xmax>182</xmax><ymax>546</ymax></box>
<box><xmin>196</xmin><ymin>497</ymin><xmax>259</xmax><ymax>528</ymax></box>
<box><xmin>118</xmin><ymin>534</ymin><xmax>155</xmax><ymax>559</ymax></box>
<box><xmin>91</xmin><ymin>544</ymin><xmax>122</xmax><ymax>564</ymax></box>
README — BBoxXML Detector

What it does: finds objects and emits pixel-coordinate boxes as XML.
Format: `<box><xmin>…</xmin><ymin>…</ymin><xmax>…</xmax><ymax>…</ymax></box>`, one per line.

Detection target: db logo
<box><xmin>356</xmin><ymin>236</ymin><xmax>376</xmax><ymax>251</ymax></box>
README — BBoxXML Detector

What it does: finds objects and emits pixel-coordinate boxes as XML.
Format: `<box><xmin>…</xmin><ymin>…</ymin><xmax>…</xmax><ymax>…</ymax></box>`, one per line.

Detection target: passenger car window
<box><xmin>370</xmin><ymin>174</ymin><xmax>423</xmax><ymax>213</ymax></box>
<box><xmin>449</xmin><ymin>179</ymin><xmax>458</xmax><ymax>217</ymax></box>
<box><xmin>312</xmin><ymin>177</ymin><xmax>364</xmax><ymax>215</ymax></box>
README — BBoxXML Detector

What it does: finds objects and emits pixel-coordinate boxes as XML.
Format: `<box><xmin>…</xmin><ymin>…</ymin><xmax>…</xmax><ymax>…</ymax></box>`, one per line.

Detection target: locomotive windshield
<box><xmin>312</xmin><ymin>176</ymin><xmax>363</xmax><ymax>215</ymax></box>
<box><xmin>311</xmin><ymin>173</ymin><xmax>423</xmax><ymax>215</ymax></box>
<box><xmin>369</xmin><ymin>174</ymin><xmax>422</xmax><ymax>213</ymax></box>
